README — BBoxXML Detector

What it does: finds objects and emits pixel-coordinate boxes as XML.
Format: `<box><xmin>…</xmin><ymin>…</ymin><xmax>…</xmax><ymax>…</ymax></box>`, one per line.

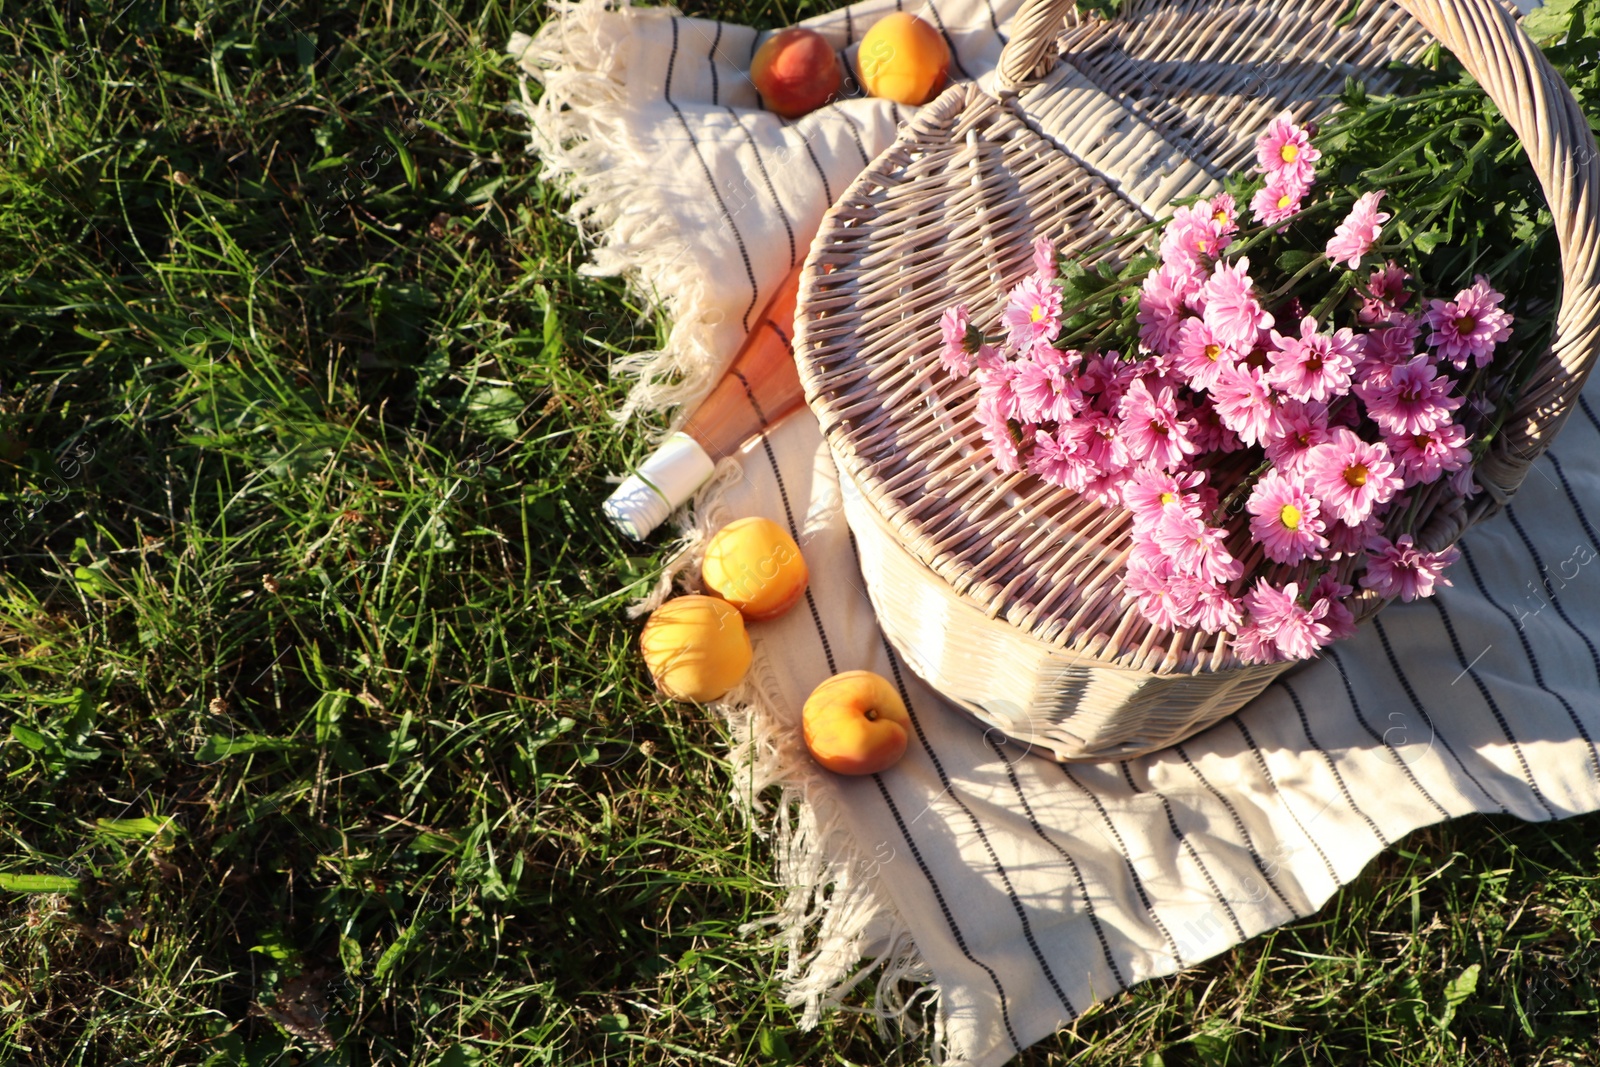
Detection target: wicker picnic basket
<box><xmin>793</xmin><ymin>0</ymin><xmax>1600</xmax><ymax>761</ymax></box>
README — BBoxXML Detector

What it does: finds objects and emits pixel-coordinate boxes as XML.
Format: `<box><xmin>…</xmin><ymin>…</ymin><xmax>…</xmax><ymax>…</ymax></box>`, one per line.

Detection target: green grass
<box><xmin>0</xmin><ymin>0</ymin><xmax>1598</xmax><ymax>1064</ymax></box>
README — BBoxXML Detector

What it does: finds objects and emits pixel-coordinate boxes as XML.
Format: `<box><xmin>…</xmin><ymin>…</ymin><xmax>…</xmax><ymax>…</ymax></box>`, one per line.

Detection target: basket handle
<box><xmin>994</xmin><ymin>0</ymin><xmax>1077</xmax><ymax>93</ymax></box>
<box><xmin>1391</xmin><ymin>0</ymin><xmax>1600</xmax><ymax>507</ymax></box>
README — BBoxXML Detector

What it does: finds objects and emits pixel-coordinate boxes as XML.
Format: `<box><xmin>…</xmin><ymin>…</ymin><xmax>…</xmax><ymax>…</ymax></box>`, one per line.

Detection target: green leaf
<box><xmin>1276</xmin><ymin>249</ymin><xmax>1320</xmax><ymax>274</ymax></box>
<box><xmin>1522</xmin><ymin>0</ymin><xmax>1581</xmax><ymax>44</ymax></box>
<box><xmin>373</xmin><ymin>924</ymin><xmax>418</xmax><ymax>979</ymax></box>
<box><xmin>756</xmin><ymin>1026</ymin><xmax>794</xmax><ymax>1065</ymax></box>
<box><xmin>249</xmin><ymin>930</ymin><xmax>296</xmax><ymax>960</ymax></box>
<box><xmin>96</xmin><ymin>815</ymin><xmax>176</xmax><ymax>839</ymax></box>
<box><xmin>597</xmin><ymin>1013</ymin><xmax>630</xmax><ymax>1034</ymax></box>
<box><xmin>196</xmin><ymin>733</ymin><xmax>297</xmax><ymax>761</ymax></box>
<box><xmin>0</xmin><ymin>873</ymin><xmax>81</xmax><ymax>893</ymax></box>
<box><xmin>10</xmin><ymin>724</ymin><xmax>48</xmax><ymax>750</ymax></box>
<box><xmin>1437</xmin><ymin>963</ymin><xmax>1480</xmax><ymax>1031</ymax></box>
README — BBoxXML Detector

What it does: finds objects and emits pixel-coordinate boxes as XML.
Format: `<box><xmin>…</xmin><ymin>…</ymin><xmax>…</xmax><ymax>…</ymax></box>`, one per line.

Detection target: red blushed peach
<box><xmin>750</xmin><ymin>27</ymin><xmax>843</xmax><ymax>119</ymax></box>
<box><xmin>801</xmin><ymin>670</ymin><xmax>911</xmax><ymax>775</ymax></box>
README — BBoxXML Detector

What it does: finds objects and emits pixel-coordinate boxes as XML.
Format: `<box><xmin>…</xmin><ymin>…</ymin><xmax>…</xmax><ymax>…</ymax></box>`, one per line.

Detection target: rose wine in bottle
<box><xmin>604</xmin><ymin>265</ymin><xmax>805</xmax><ymax>539</ymax></box>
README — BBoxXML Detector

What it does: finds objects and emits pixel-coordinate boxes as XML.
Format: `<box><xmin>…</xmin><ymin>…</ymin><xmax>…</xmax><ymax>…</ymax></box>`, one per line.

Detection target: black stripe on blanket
<box><xmin>873</xmin><ymin>775</ymin><xmax>1023</xmax><ymax>1056</ymax></box>
<box><xmin>987</xmin><ymin>734</ymin><xmax>1128</xmax><ymax>993</ymax></box>
<box><xmin>1277</xmin><ymin>678</ymin><xmax>1390</xmax><ymax>847</ymax></box>
<box><xmin>1505</xmin><ymin>503</ymin><xmax>1600</xmax><ymax>689</ymax></box>
<box><xmin>1456</xmin><ymin>536</ymin><xmax>1600</xmax><ymax>785</ymax></box>
<box><xmin>1174</xmin><ymin>742</ymin><xmax>1301</xmax><ymax>918</ymax></box>
<box><xmin>1119</xmin><ymin>761</ymin><xmax>1246</xmax><ymax>940</ymax></box>
<box><xmin>708</xmin><ymin>20</ymin><xmax>722</xmax><ymax>104</ymax></box>
<box><xmin>1324</xmin><ymin>648</ymin><xmax>1451</xmax><ymax>820</ymax></box>
<box><xmin>724</xmin><ymin>108</ymin><xmax>799</xmax><ymax>271</ymax></box>
<box><xmin>1060</xmin><ymin>764</ymin><xmax>1187</xmax><ymax>967</ymax></box>
<box><xmin>667</xmin><ymin>18</ymin><xmax>760</xmax><ymax>334</ymax></box>
<box><xmin>1427</xmin><ymin>595</ymin><xmax>1560</xmax><ymax>820</ymax></box>
<box><xmin>920</xmin><ymin>0</ymin><xmax>975</xmax><ymax>81</ymax></box>
<box><xmin>1231</xmin><ymin>717</ymin><xmax>1342</xmax><ymax>885</ymax></box>
<box><xmin>1544</xmin><ymin>450</ymin><xmax>1600</xmax><ymax>567</ymax></box>
<box><xmin>1370</xmin><ymin>614</ymin><xmax>1510</xmax><ymax>816</ymax></box>
<box><xmin>881</xmin><ymin>644</ymin><xmax>1081</xmax><ymax>1021</ymax></box>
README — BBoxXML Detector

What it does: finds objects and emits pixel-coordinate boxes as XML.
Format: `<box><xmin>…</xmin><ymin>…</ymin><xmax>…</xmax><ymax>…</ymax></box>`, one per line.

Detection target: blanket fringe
<box><xmin>513</xmin><ymin>2</ymin><xmax>949</xmax><ymax>1057</ymax></box>
<box><xmin>626</xmin><ymin>458</ymin><xmax>949</xmax><ymax>1059</ymax></box>
<box><xmin>509</xmin><ymin>0</ymin><xmax>727</xmax><ymax>436</ymax></box>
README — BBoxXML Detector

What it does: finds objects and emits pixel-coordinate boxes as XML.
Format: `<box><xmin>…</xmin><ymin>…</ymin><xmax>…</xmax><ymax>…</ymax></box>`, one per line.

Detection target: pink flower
<box><xmin>1360</xmin><ymin>314</ymin><xmax>1422</xmax><ymax>366</ymax></box>
<box><xmin>1077</xmin><ymin>351</ymin><xmax>1140</xmax><ymax>416</ymax></box>
<box><xmin>1183</xmin><ymin>579</ymin><xmax>1244</xmax><ymax>633</ymax></box>
<box><xmin>1159</xmin><ymin>199</ymin><xmax>1232</xmax><ymax>270</ymax></box>
<box><xmin>1153</xmin><ymin>509</ymin><xmax>1243</xmax><ymax>584</ymax></box>
<box><xmin>1138</xmin><ymin>264</ymin><xmax>1196</xmax><ymax>355</ymax></box>
<box><xmin>1356</xmin><ymin>354</ymin><xmax>1461</xmax><ymax>436</ymax></box>
<box><xmin>1360</xmin><ymin>533</ymin><xmax>1459</xmax><ymax>601</ymax></box>
<box><xmin>1032</xmin><ymin>236</ymin><xmax>1057</xmax><ymax>278</ymax></box>
<box><xmin>975</xmin><ymin>359</ymin><xmax>1021</xmax><ymax>421</ymax></box>
<box><xmin>1267</xmin><ymin>315</ymin><xmax>1360</xmax><ymax>402</ymax></box>
<box><xmin>1125</xmin><ymin>467</ymin><xmax>1207</xmax><ymax>533</ymax></box>
<box><xmin>1201</xmin><ymin>257</ymin><xmax>1274</xmax><ymax>349</ymax></box>
<box><xmin>1251</xmin><ymin>171</ymin><xmax>1310</xmax><ymax>228</ymax></box>
<box><xmin>1358</xmin><ymin>261</ymin><xmax>1412</xmax><ymax>325</ymax></box>
<box><xmin>1424</xmin><ymin>275</ymin><xmax>1513</xmax><ymax>370</ymax></box>
<box><xmin>1325</xmin><ymin>190</ymin><xmax>1390</xmax><ymax>269</ymax></box>
<box><xmin>1118</xmin><ymin>379</ymin><xmax>1196</xmax><ymax>469</ymax></box>
<box><xmin>1450</xmin><ymin>462</ymin><xmax>1481</xmax><ymax>499</ymax></box>
<box><xmin>1303</xmin><ymin>427</ymin><xmax>1403</xmax><ymax>525</ymax></box>
<box><xmin>1255</xmin><ymin>110</ymin><xmax>1320</xmax><ymax>184</ymax></box>
<box><xmin>1263</xmin><ymin>399</ymin><xmax>1331</xmax><ymax>476</ymax></box>
<box><xmin>1386</xmin><ymin>422</ymin><xmax>1472</xmax><ymax>485</ymax></box>
<box><xmin>1246</xmin><ymin>469</ymin><xmax>1328</xmax><ymax>565</ymax></box>
<box><xmin>1013</xmin><ymin>348</ymin><xmax>1084</xmax><ymax>424</ymax></box>
<box><xmin>976</xmin><ymin>392</ymin><xmax>1022</xmax><ymax>474</ymax></box>
<box><xmin>1188</xmin><ymin>402</ymin><xmax>1244</xmax><ymax>453</ymax></box>
<box><xmin>1244</xmin><ymin>579</ymin><xmax>1331</xmax><ymax>660</ymax></box>
<box><xmin>1233</xmin><ymin>622</ymin><xmax>1283</xmax><ymax>665</ymax></box>
<box><xmin>1062</xmin><ymin>413</ymin><xmax>1129</xmax><ymax>478</ymax></box>
<box><xmin>1327</xmin><ymin>514</ymin><xmax>1383</xmax><ymax>557</ymax></box>
<box><xmin>1125</xmin><ymin>551</ymin><xmax>1191</xmax><ymax>630</ymax></box>
<box><xmin>1210</xmin><ymin>364</ymin><xmax>1283</xmax><ymax>447</ymax></box>
<box><xmin>1029</xmin><ymin>426</ymin><xmax>1091</xmax><ymax>489</ymax></box>
<box><xmin>939</xmin><ymin>304</ymin><xmax>978</xmax><ymax>377</ymax></box>
<box><xmin>1310</xmin><ymin>572</ymin><xmax>1358</xmax><ymax>642</ymax></box>
<box><xmin>1208</xmin><ymin>193</ymin><xmax>1240</xmax><ymax>237</ymax></box>
<box><xmin>1172</xmin><ymin>318</ymin><xmax>1239</xmax><ymax>391</ymax></box>
<box><xmin>1002</xmin><ymin>274</ymin><xmax>1063</xmax><ymax>351</ymax></box>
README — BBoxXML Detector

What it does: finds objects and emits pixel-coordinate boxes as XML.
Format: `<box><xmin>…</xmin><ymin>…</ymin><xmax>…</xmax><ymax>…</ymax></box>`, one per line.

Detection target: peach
<box><xmin>750</xmin><ymin>28</ymin><xmax>843</xmax><ymax>119</ymax></box>
<box><xmin>856</xmin><ymin>13</ymin><xmax>950</xmax><ymax>106</ymax></box>
<box><xmin>802</xmin><ymin>670</ymin><xmax>911</xmax><ymax>775</ymax></box>
<box><xmin>640</xmin><ymin>595</ymin><xmax>752</xmax><ymax>702</ymax></box>
<box><xmin>701</xmin><ymin>517</ymin><xmax>809</xmax><ymax>621</ymax></box>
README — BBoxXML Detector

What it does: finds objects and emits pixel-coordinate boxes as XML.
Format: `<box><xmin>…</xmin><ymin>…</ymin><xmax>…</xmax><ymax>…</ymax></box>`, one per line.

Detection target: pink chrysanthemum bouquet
<box><xmin>937</xmin><ymin>111</ymin><xmax>1516</xmax><ymax>665</ymax></box>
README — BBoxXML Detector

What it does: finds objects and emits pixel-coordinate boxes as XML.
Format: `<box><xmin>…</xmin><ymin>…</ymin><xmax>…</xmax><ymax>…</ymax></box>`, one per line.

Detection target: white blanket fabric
<box><xmin>511</xmin><ymin>2</ymin><xmax>1576</xmax><ymax>1065</ymax></box>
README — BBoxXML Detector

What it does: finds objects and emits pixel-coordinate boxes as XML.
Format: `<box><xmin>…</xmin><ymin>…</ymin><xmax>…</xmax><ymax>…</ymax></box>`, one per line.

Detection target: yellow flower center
<box><xmin>1281</xmin><ymin>143</ymin><xmax>1300</xmax><ymax>163</ymax></box>
<box><xmin>1159</xmin><ymin>491</ymin><xmax>1177</xmax><ymax>505</ymax></box>
<box><xmin>1213</xmin><ymin>208</ymin><xmax>1230</xmax><ymax>225</ymax></box>
<box><xmin>1279</xmin><ymin>503</ymin><xmax>1301</xmax><ymax>530</ymax></box>
<box><xmin>1344</xmin><ymin>464</ymin><xmax>1369</xmax><ymax>488</ymax></box>
<box><xmin>1277</xmin><ymin>193</ymin><xmax>1293</xmax><ymax>209</ymax></box>
<box><xmin>1454</xmin><ymin>314</ymin><xmax>1477</xmax><ymax>333</ymax></box>
<box><xmin>1204</xmin><ymin>343</ymin><xmax>1221</xmax><ymax>362</ymax></box>
<box><xmin>1031</xmin><ymin>303</ymin><xmax>1045</xmax><ymax>323</ymax></box>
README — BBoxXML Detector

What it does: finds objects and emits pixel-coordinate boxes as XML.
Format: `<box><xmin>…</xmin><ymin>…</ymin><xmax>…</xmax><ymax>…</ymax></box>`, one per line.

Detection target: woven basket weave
<box><xmin>794</xmin><ymin>0</ymin><xmax>1600</xmax><ymax>761</ymax></box>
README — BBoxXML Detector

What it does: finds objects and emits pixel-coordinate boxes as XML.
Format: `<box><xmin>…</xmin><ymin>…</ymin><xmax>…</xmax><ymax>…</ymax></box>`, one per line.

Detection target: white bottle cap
<box><xmin>602</xmin><ymin>432</ymin><xmax>717</xmax><ymax>540</ymax></box>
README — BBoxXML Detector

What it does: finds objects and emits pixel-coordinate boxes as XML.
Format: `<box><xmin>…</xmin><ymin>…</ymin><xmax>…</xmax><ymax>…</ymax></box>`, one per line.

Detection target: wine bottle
<box><xmin>604</xmin><ymin>265</ymin><xmax>805</xmax><ymax>539</ymax></box>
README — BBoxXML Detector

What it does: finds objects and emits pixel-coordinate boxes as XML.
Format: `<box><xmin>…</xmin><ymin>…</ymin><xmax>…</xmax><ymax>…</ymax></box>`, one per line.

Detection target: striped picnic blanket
<box><xmin>512</xmin><ymin>1</ymin><xmax>1583</xmax><ymax>1064</ymax></box>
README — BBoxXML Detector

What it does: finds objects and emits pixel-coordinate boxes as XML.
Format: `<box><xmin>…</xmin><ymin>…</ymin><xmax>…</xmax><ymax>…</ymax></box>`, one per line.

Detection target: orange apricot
<box><xmin>801</xmin><ymin>670</ymin><xmax>911</xmax><ymax>775</ymax></box>
<box><xmin>640</xmin><ymin>595</ymin><xmax>752</xmax><ymax>702</ymax></box>
<box><xmin>856</xmin><ymin>12</ymin><xmax>950</xmax><ymax>106</ymax></box>
<box><xmin>701</xmin><ymin>517</ymin><xmax>809</xmax><ymax>621</ymax></box>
